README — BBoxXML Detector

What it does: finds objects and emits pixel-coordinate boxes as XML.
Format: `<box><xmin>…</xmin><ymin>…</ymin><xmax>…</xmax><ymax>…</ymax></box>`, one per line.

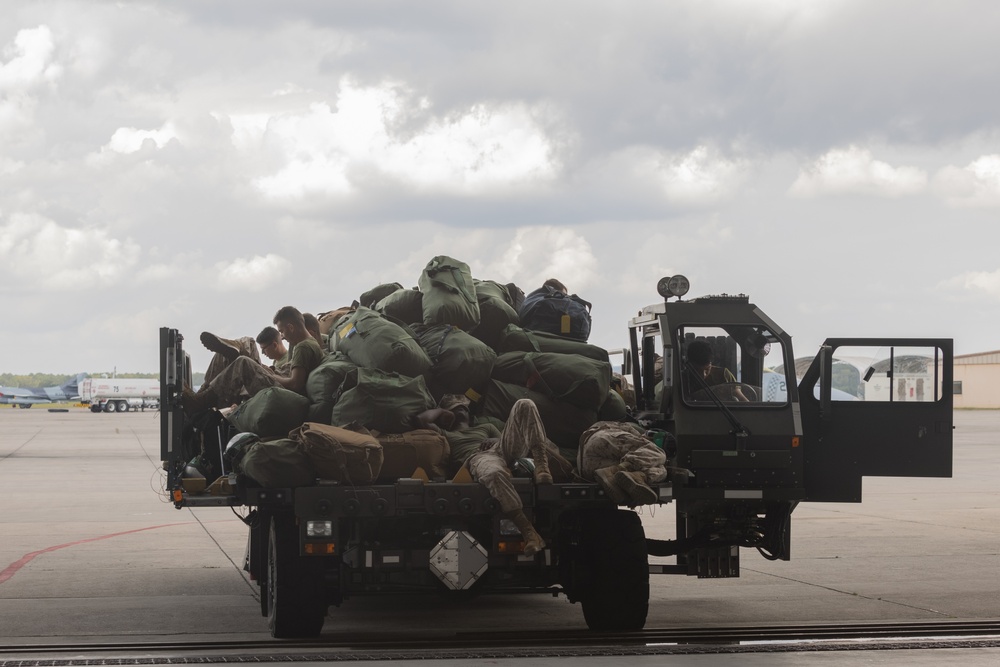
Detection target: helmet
<box><xmin>224</xmin><ymin>432</ymin><xmax>259</xmax><ymax>469</ymax></box>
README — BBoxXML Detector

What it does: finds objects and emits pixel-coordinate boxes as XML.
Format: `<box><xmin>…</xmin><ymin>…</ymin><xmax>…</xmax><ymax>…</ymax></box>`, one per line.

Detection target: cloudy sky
<box><xmin>2</xmin><ymin>0</ymin><xmax>998</xmax><ymax>375</ymax></box>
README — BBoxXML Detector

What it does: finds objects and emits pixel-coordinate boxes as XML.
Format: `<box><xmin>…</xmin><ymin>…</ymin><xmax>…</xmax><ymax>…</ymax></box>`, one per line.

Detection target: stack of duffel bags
<box><xmin>231</xmin><ymin>255</ymin><xmax>624</xmax><ymax>488</ymax></box>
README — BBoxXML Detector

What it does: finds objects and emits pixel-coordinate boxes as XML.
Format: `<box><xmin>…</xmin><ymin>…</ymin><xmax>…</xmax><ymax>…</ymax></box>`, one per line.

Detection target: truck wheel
<box><xmin>116</xmin><ymin>400</ymin><xmax>129</xmax><ymax>412</ymax></box>
<box><xmin>266</xmin><ymin>514</ymin><xmax>327</xmax><ymax>638</ymax></box>
<box><xmin>90</xmin><ymin>405</ymin><xmax>102</xmax><ymax>413</ymax></box>
<box><xmin>103</xmin><ymin>402</ymin><xmax>115</xmax><ymax>413</ymax></box>
<box><xmin>577</xmin><ymin>509</ymin><xmax>649</xmax><ymax>632</ymax></box>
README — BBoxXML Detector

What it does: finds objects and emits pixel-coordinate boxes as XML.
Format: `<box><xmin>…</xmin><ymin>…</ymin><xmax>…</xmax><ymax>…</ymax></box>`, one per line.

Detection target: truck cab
<box><xmin>627</xmin><ymin>277</ymin><xmax>953</xmax><ymax>574</ymax></box>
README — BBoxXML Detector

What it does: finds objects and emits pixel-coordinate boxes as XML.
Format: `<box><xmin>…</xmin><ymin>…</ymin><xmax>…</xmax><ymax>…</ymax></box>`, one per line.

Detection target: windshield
<box><xmin>678</xmin><ymin>326</ymin><xmax>789</xmax><ymax>406</ymax></box>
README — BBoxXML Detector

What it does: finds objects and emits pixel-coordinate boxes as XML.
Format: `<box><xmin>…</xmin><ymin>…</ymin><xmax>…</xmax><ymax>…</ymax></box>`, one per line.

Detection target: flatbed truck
<box><xmin>159</xmin><ymin>277</ymin><xmax>953</xmax><ymax>637</ymax></box>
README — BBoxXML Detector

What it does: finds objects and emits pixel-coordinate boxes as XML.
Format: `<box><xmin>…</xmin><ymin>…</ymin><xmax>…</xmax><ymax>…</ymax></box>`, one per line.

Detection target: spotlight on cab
<box><xmin>656</xmin><ymin>275</ymin><xmax>690</xmax><ymax>300</ymax></box>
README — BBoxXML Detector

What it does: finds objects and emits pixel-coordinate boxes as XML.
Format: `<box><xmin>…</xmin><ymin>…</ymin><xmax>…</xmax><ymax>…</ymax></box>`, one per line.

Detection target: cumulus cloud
<box><xmin>489</xmin><ymin>227</ymin><xmax>598</xmax><ymax>292</ymax></box>
<box><xmin>939</xmin><ymin>268</ymin><xmax>1000</xmax><ymax>299</ymax></box>
<box><xmin>656</xmin><ymin>146</ymin><xmax>748</xmax><ymax>204</ymax></box>
<box><xmin>249</xmin><ymin>79</ymin><xmax>558</xmax><ymax>200</ymax></box>
<box><xmin>932</xmin><ymin>154</ymin><xmax>1000</xmax><ymax>207</ymax></box>
<box><xmin>0</xmin><ymin>25</ymin><xmax>62</xmax><ymax>138</ymax></box>
<box><xmin>0</xmin><ymin>213</ymin><xmax>140</xmax><ymax>289</ymax></box>
<box><xmin>214</xmin><ymin>253</ymin><xmax>291</xmax><ymax>292</ymax></box>
<box><xmin>0</xmin><ymin>25</ymin><xmax>61</xmax><ymax>90</ymax></box>
<box><xmin>106</xmin><ymin>122</ymin><xmax>179</xmax><ymax>153</ymax></box>
<box><xmin>789</xmin><ymin>146</ymin><xmax>927</xmax><ymax>197</ymax></box>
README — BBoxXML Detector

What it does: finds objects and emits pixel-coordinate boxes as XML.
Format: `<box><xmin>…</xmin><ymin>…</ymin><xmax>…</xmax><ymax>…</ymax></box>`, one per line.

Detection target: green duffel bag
<box><xmin>328</xmin><ymin>307</ymin><xmax>432</xmax><ymax>377</ymax></box>
<box><xmin>227</xmin><ymin>386</ymin><xmax>310</xmax><ymax>439</ymax></box>
<box><xmin>374</xmin><ymin>287</ymin><xmax>423</xmax><ymax>325</ymax></box>
<box><xmin>239</xmin><ymin>438</ymin><xmax>315</xmax><ymax>487</ymax></box>
<box><xmin>597</xmin><ymin>389</ymin><xmax>629</xmax><ymax>421</ymax></box>
<box><xmin>412</xmin><ymin>323</ymin><xmax>496</xmax><ymax>400</ymax></box>
<box><xmin>305</xmin><ymin>352</ymin><xmax>358</xmax><ymax>424</ymax></box>
<box><xmin>331</xmin><ymin>367</ymin><xmax>437</xmax><ymax>434</ymax></box>
<box><xmin>471</xmin><ymin>279</ymin><xmax>520</xmax><ymax>350</ymax></box>
<box><xmin>478</xmin><ymin>379</ymin><xmax>598</xmax><ymax>450</ymax></box>
<box><xmin>358</xmin><ymin>282</ymin><xmax>404</xmax><ymax>309</ymax></box>
<box><xmin>418</xmin><ymin>255</ymin><xmax>480</xmax><ymax>330</ymax></box>
<box><xmin>491</xmin><ymin>351</ymin><xmax>611</xmax><ymax>411</ymax></box>
<box><xmin>495</xmin><ymin>324</ymin><xmax>610</xmax><ymax>362</ymax></box>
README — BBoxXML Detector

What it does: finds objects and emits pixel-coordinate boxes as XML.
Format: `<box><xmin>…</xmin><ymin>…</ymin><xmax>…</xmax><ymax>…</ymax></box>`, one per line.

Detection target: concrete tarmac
<box><xmin>0</xmin><ymin>407</ymin><xmax>997</xmax><ymax>663</ymax></box>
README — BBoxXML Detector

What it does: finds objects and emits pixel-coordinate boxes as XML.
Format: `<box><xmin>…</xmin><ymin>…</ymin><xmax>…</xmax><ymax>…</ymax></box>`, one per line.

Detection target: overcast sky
<box><xmin>2</xmin><ymin>0</ymin><xmax>998</xmax><ymax>375</ymax></box>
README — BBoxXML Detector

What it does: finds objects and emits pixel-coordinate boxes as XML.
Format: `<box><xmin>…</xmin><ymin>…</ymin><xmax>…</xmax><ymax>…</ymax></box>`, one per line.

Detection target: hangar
<box><xmin>953</xmin><ymin>350</ymin><xmax>1000</xmax><ymax>409</ymax></box>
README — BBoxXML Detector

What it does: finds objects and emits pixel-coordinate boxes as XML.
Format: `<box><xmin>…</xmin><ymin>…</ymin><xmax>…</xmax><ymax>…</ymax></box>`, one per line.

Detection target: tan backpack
<box><xmin>288</xmin><ymin>422</ymin><xmax>383</xmax><ymax>485</ymax></box>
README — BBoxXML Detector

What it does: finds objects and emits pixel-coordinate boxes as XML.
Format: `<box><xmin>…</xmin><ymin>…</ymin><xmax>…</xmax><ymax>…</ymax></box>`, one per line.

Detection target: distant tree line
<box><xmin>0</xmin><ymin>373</ymin><xmax>80</xmax><ymax>388</ymax></box>
<box><xmin>0</xmin><ymin>372</ymin><xmax>205</xmax><ymax>388</ymax></box>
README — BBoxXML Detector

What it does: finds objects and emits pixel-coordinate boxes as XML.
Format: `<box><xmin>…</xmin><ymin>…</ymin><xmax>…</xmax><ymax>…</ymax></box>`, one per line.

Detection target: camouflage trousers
<box><xmin>466</xmin><ymin>399</ymin><xmax>561</xmax><ymax>513</ymax></box>
<box><xmin>203</xmin><ymin>336</ymin><xmax>261</xmax><ymax>386</ymax></box>
<box><xmin>577</xmin><ymin>421</ymin><xmax>667</xmax><ymax>483</ymax></box>
<box><xmin>205</xmin><ymin>356</ymin><xmax>279</xmax><ymax>408</ymax></box>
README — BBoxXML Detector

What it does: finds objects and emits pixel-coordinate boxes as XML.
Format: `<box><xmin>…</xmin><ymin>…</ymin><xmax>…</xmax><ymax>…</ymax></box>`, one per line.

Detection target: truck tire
<box><xmin>577</xmin><ymin>509</ymin><xmax>649</xmax><ymax>632</ymax></box>
<box><xmin>116</xmin><ymin>400</ymin><xmax>129</xmax><ymax>412</ymax></box>
<box><xmin>90</xmin><ymin>404</ymin><xmax>102</xmax><ymax>413</ymax></box>
<box><xmin>103</xmin><ymin>402</ymin><xmax>115</xmax><ymax>413</ymax></box>
<box><xmin>266</xmin><ymin>514</ymin><xmax>327</xmax><ymax>638</ymax></box>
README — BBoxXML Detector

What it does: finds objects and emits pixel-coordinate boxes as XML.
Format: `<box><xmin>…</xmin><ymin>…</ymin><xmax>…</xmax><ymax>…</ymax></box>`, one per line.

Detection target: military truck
<box><xmin>158</xmin><ymin>276</ymin><xmax>953</xmax><ymax>638</ymax></box>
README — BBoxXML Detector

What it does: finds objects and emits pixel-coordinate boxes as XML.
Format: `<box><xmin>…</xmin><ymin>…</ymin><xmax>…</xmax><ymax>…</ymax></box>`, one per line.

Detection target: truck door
<box><xmin>798</xmin><ymin>338</ymin><xmax>953</xmax><ymax>502</ymax></box>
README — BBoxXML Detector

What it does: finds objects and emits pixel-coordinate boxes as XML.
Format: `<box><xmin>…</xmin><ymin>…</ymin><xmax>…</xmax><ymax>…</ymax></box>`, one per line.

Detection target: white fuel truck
<box><xmin>82</xmin><ymin>377</ymin><xmax>160</xmax><ymax>412</ymax></box>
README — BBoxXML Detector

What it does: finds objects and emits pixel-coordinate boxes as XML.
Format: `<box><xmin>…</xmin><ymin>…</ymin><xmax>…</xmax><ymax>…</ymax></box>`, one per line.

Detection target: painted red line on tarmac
<box><xmin>0</xmin><ymin>522</ymin><xmax>197</xmax><ymax>585</ymax></box>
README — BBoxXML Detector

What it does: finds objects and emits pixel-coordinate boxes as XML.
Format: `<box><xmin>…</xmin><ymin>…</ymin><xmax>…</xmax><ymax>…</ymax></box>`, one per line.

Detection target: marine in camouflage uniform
<box><xmin>466</xmin><ymin>398</ymin><xmax>561</xmax><ymax>513</ymax></box>
<box><xmin>203</xmin><ymin>336</ymin><xmax>261</xmax><ymax>386</ymax></box>
<box><xmin>437</xmin><ymin>396</ymin><xmax>561</xmax><ymax>556</ymax></box>
<box><xmin>185</xmin><ymin>308</ymin><xmax>325</xmax><ymax>413</ymax></box>
<box><xmin>203</xmin><ymin>356</ymin><xmax>283</xmax><ymax>406</ymax></box>
<box><xmin>577</xmin><ymin>420</ymin><xmax>666</xmax><ymax>506</ymax></box>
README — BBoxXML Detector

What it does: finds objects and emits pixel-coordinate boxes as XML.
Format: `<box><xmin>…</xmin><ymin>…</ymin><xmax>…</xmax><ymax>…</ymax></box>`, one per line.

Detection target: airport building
<box><xmin>953</xmin><ymin>350</ymin><xmax>1000</xmax><ymax>409</ymax></box>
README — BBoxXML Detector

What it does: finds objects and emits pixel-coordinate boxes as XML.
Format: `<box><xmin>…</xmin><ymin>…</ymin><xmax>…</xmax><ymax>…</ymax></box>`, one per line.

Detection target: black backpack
<box><xmin>518</xmin><ymin>286</ymin><xmax>592</xmax><ymax>342</ymax></box>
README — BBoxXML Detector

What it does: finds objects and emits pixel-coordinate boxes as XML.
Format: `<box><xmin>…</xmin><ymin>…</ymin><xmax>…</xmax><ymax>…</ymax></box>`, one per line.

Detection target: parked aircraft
<box><xmin>0</xmin><ymin>373</ymin><xmax>86</xmax><ymax>408</ymax></box>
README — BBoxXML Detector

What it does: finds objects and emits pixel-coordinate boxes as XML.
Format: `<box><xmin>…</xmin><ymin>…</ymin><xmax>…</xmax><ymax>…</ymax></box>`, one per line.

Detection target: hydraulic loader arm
<box><xmin>159</xmin><ymin>328</ymin><xmax>191</xmax><ymax>472</ymax></box>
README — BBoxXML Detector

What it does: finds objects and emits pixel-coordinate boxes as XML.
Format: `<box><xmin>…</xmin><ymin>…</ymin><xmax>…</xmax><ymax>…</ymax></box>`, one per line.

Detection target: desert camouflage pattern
<box><xmin>203</xmin><ymin>336</ymin><xmax>261</xmax><ymax>386</ymax></box>
<box><xmin>577</xmin><ymin>421</ymin><xmax>667</xmax><ymax>483</ymax></box>
<box><xmin>467</xmin><ymin>398</ymin><xmax>562</xmax><ymax>512</ymax></box>
<box><xmin>204</xmin><ymin>356</ymin><xmax>279</xmax><ymax>407</ymax></box>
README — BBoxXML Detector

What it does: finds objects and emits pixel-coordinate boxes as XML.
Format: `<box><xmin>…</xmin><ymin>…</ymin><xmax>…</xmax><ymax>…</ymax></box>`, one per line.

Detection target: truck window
<box><xmin>678</xmin><ymin>326</ymin><xmax>788</xmax><ymax>405</ymax></box>
<box><xmin>826</xmin><ymin>345</ymin><xmax>946</xmax><ymax>402</ymax></box>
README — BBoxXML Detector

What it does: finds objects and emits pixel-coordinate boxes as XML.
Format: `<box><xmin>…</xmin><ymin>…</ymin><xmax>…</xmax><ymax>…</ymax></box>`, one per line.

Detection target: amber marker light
<box><xmin>304</xmin><ymin>543</ymin><xmax>336</xmax><ymax>555</ymax></box>
<box><xmin>791</xmin><ymin>437</ymin><xmax>800</xmax><ymax>448</ymax></box>
<box><xmin>497</xmin><ymin>540</ymin><xmax>526</xmax><ymax>554</ymax></box>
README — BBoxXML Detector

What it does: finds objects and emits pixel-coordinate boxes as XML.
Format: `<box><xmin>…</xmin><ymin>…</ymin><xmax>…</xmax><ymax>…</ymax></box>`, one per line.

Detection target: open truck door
<box><xmin>798</xmin><ymin>338</ymin><xmax>953</xmax><ymax>503</ymax></box>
